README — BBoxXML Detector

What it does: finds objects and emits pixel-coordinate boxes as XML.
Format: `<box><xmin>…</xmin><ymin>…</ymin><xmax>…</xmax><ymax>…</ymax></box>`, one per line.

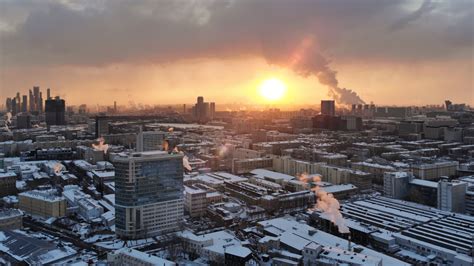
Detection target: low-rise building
<box><xmin>411</xmin><ymin>161</ymin><xmax>458</xmax><ymax>180</ymax></box>
<box><xmin>0</xmin><ymin>209</ymin><xmax>22</xmax><ymax>230</ymax></box>
<box><xmin>18</xmin><ymin>189</ymin><xmax>66</xmax><ymax>218</ymax></box>
<box><xmin>108</xmin><ymin>247</ymin><xmax>175</xmax><ymax>266</ymax></box>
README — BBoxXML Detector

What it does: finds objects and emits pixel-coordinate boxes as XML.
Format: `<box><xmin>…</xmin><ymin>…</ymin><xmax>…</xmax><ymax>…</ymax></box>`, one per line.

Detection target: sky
<box><xmin>0</xmin><ymin>0</ymin><xmax>473</xmax><ymax>107</ymax></box>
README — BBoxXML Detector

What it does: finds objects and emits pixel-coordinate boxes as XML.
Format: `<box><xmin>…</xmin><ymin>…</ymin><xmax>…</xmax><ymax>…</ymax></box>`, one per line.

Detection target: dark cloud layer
<box><xmin>1</xmin><ymin>0</ymin><xmax>473</xmax><ymax>104</ymax></box>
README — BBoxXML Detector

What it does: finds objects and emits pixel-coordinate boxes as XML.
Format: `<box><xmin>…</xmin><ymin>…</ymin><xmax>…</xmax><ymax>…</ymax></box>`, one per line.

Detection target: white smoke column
<box><xmin>182</xmin><ymin>155</ymin><xmax>192</xmax><ymax>172</ymax></box>
<box><xmin>313</xmin><ymin>186</ymin><xmax>350</xmax><ymax>234</ymax></box>
<box><xmin>92</xmin><ymin>137</ymin><xmax>109</xmax><ymax>154</ymax></box>
<box><xmin>3</xmin><ymin>112</ymin><xmax>12</xmax><ymax>132</ymax></box>
<box><xmin>53</xmin><ymin>163</ymin><xmax>64</xmax><ymax>175</ymax></box>
<box><xmin>172</xmin><ymin>146</ymin><xmax>193</xmax><ymax>172</ymax></box>
<box><xmin>162</xmin><ymin>140</ymin><xmax>169</xmax><ymax>152</ymax></box>
<box><xmin>298</xmin><ymin>172</ymin><xmax>350</xmax><ymax>234</ymax></box>
<box><xmin>5</xmin><ymin>112</ymin><xmax>12</xmax><ymax>124</ymax></box>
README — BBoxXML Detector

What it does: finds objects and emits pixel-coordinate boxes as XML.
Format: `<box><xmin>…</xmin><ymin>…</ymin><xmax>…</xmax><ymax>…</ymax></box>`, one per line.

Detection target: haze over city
<box><xmin>1</xmin><ymin>0</ymin><xmax>473</xmax><ymax>107</ymax></box>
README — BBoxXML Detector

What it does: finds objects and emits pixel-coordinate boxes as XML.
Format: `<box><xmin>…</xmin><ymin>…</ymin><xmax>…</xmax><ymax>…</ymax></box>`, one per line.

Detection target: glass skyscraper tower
<box><xmin>113</xmin><ymin>151</ymin><xmax>184</xmax><ymax>240</ymax></box>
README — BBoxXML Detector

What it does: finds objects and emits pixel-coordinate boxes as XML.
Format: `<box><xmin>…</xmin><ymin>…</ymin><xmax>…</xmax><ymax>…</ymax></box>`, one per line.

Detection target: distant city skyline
<box><xmin>1</xmin><ymin>0</ymin><xmax>473</xmax><ymax>106</ymax></box>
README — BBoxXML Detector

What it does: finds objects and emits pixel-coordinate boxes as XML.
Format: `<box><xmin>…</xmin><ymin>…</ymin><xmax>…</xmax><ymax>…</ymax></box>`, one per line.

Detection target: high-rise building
<box><xmin>193</xmin><ymin>96</ymin><xmax>214</xmax><ymax>123</ymax></box>
<box><xmin>113</xmin><ymin>151</ymin><xmax>184</xmax><ymax>239</ymax></box>
<box><xmin>29</xmin><ymin>90</ymin><xmax>34</xmax><ymax>112</ymax></box>
<box><xmin>16</xmin><ymin>113</ymin><xmax>31</xmax><ymax>129</ymax></box>
<box><xmin>210</xmin><ymin>102</ymin><xmax>216</xmax><ymax>120</ymax></box>
<box><xmin>47</xmin><ymin>88</ymin><xmax>51</xmax><ymax>100</ymax></box>
<box><xmin>33</xmin><ymin>86</ymin><xmax>40</xmax><ymax>112</ymax></box>
<box><xmin>437</xmin><ymin>178</ymin><xmax>467</xmax><ymax>213</ymax></box>
<box><xmin>15</xmin><ymin>92</ymin><xmax>21</xmax><ymax>114</ymax></box>
<box><xmin>321</xmin><ymin>100</ymin><xmax>335</xmax><ymax>116</ymax></box>
<box><xmin>5</xmin><ymin>98</ymin><xmax>12</xmax><ymax>113</ymax></box>
<box><xmin>21</xmin><ymin>95</ymin><xmax>28</xmax><ymax>113</ymax></box>
<box><xmin>11</xmin><ymin>98</ymin><xmax>17</xmax><ymax>115</ymax></box>
<box><xmin>39</xmin><ymin>92</ymin><xmax>43</xmax><ymax>113</ymax></box>
<box><xmin>45</xmin><ymin>96</ymin><xmax>66</xmax><ymax>126</ymax></box>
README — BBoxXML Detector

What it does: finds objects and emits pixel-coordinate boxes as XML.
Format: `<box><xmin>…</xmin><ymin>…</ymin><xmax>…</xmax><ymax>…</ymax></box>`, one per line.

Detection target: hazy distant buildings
<box><xmin>192</xmin><ymin>96</ymin><xmax>215</xmax><ymax>123</ymax></box>
<box><xmin>16</xmin><ymin>113</ymin><xmax>31</xmax><ymax>129</ymax></box>
<box><xmin>113</xmin><ymin>151</ymin><xmax>184</xmax><ymax>239</ymax></box>
<box><xmin>5</xmin><ymin>86</ymin><xmax>51</xmax><ymax>115</ymax></box>
<box><xmin>321</xmin><ymin>100</ymin><xmax>335</xmax><ymax>116</ymax></box>
<box><xmin>45</xmin><ymin>96</ymin><xmax>66</xmax><ymax>126</ymax></box>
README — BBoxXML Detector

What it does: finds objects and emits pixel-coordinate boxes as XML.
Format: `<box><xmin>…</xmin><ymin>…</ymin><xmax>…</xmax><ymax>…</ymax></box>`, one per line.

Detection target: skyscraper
<box><xmin>193</xmin><ymin>96</ymin><xmax>214</xmax><ymax>123</ymax></box>
<box><xmin>45</xmin><ymin>96</ymin><xmax>66</xmax><ymax>126</ymax></box>
<box><xmin>33</xmin><ymin>86</ymin><xmax>40</xmax><ymax>112</ymax></box>
<box><xmin>210</xmin><ymin>102</ymin><xmax>216</xmax><ymax>120</ymax></box>
<box><xmin>21</xmin><ymin>95</ymin><xmax>28</xmax><ymax>113</ymax></box>
<box><xmin>321</xmin><ymin>100</ymin><xmax>336</xmax><ymax>116</ymax></box>
<box><xmin>113</xmin><ymin>151</ymin><xmax>184</xmax><ymax>239</ymax></box>
<box><xmin>29</xmin><ymin>90</ymin><xmax>34</xmax><ymax>112</ymax></box>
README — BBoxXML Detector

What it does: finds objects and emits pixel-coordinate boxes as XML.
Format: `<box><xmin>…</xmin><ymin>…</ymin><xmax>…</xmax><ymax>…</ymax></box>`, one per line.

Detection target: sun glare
<box><xmin>259</xmin><ymin>78</ymin><xmax>286</xmax><ymax>101</ymax></box>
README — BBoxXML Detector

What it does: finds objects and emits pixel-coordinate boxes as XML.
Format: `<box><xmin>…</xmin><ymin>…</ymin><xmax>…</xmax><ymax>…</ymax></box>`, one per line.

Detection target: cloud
<box><xmin>389</xmin><ymin>0</ymin><xmax>435</xmax><ymax>31</ymax></box>
<box><xmin>2</xmin><ymin>0</ymin><xmax>471</xmax><ymax>67</ymax></box>
<box><xmin>0</xmin><ymin>0</ymin><xmax>472</xmax><ymax>104</ymax></box>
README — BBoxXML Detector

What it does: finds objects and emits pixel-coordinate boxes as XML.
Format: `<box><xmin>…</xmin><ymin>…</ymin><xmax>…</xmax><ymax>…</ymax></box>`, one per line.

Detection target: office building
<box><xmin>0</xmin><ymin>172</ymin><xmax>17</xmax><ymax>197</ymax></box>
<box><xmin>18</xmin><ymin>189</ymin><xmax>67</xmax><ymax>218</ymax></box>
<box><xmin>45</xmin><ymin>96</ymin><xmax>66</xmax><ymax>126</ymax></box>
<box><xmin>136</xmin><ymin>130</ymin><xmax>165</xmax><ymax>152</ymax></box>
<box><xmin>411</xmin><ymin>161</ymin><xmax>458</xmax><ymax>180</ymax></box>
<box><xmin>383</xmin><ymin>172</ymin><xmax>410</xmax><ymax>199</ymax></box>
<box><xmin>192</xmin><ymin>96</ymin><xmax>215</xmax><ymax>123</ymax></box>
<box><xmin>21</xmin><ymin>95</ymin><xmax>27</xmax><ymax>113</ymax></box>
<box><xmin>113</xmin><ymin>151</ymin><xmax>184</xmax><ymax>239</ymax></box>
<box><xmin>437</xmin><ymin>178</ymin><xmax>467</xmax><ymax>213</ymax></box>
<box><xmin>321</xmin><ymin>100</ymin><xmax>335</xmax><ymax>116</ymax></box>
<box><xmin>16</xmin><ymin>113</ymin><xmax>31</xmax><ymax>129</ymax></box>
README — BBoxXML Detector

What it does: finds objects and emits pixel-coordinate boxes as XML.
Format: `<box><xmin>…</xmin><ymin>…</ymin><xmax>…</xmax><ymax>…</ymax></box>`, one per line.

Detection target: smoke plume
<box><xmin>278</xmin><ymin>36</ymin><xmax>365</xmax><ymax>105</ymax></box>
<box><xmin>3</xmin><ymin>112</ymin><xmax>12</xmax><ymax>132</ymax></box>
<box><xmin>92</xmin><ymin>137</ymin><xmax>109</xmax><ymax>154</ymax></box>
<box><xmin>53</xmin><ymin>163</ymin><xmax>64</xmax><ymax>175</ymax></box>
<box><xmin>299</xmin><ymin>173</ymin><xmax>350</xmax><ymax>234</ymax></box>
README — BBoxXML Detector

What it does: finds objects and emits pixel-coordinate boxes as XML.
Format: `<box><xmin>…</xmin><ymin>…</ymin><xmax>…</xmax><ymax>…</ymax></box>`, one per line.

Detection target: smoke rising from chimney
<box><xmin>92</xmin><ymin>137</ymin><xmax>109</xmax><ymax>154</ymax></box>
<box><xmin>4</xmin><ymin>112</ymin><xmax>12</xmax><ymax>132</ymax></box>
<box><xmin>53</xmin><ymin>163</ymin><xmax>64</xmax><ymax>175</ymax></box>
<box><xmin>299</xmin><ymin>173</ymin><xmax>350</xmax><ymax>234</ymax></box>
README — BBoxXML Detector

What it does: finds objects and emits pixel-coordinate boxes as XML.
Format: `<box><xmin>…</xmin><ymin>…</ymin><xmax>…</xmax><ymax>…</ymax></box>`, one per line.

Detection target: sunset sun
<box><xmin>259</xmin><ymin>78</ymin><xmax>286</xmax><ymax>101</ymax></box>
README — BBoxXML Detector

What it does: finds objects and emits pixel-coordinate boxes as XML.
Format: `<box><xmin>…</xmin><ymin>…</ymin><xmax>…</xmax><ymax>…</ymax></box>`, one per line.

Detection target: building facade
<box><xmin>113</xmin><ymin>151</ymin><xmax>184</xmax><ymax>239</ymax></box>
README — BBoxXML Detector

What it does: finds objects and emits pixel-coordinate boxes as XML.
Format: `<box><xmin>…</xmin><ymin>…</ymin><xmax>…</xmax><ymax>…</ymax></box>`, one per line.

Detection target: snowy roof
<box><xmin>19</xmin><ymin>189</ymin><xmax>64</xmax><ymax>202</ymax></box>
<box><xmin>257</xmin><ymin>217</ymin><xmax>409</xmax><ymax>266</ymax></box>
<box><xmin>323</xmin><ymin>184</ymin><xmax>357</xmax><ymax>194</ymax></box>
<box><xmin>0</xmin><ymin>171</ymin><xmax>16</xmax><ymax>178</ymax></box>
<box><xmin>112</xmin><ymin>248</ymin><xmax>175</xmax><ymax>265</ymax></box>
<box><xmin>225</xmin><ymin>245</ymin><xmax>251</xmax><ymax>258</ymax></box>
<box><xmin>409</xmin><ymin>178</ymin><xmax>438</xmax><ymax>188</ymax></box>
<box><xmin>250</xmin><ymin>169</ymin><xmax>295</xmax><ymax>181</ymax></box>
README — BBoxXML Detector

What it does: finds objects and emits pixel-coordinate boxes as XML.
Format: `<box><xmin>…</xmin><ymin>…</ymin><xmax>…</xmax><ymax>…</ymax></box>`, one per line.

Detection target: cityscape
<box><xmin>1</xmin><ymin>1</ymin><xmax>473</xmax><ymax>266</ymax></box>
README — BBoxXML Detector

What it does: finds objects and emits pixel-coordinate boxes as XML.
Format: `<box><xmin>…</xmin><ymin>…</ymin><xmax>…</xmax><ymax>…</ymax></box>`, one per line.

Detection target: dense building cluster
<box><xmin>0</xmin><ymin>96</ymin><xmax>473</xmax><ymax>265</ymax></box>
